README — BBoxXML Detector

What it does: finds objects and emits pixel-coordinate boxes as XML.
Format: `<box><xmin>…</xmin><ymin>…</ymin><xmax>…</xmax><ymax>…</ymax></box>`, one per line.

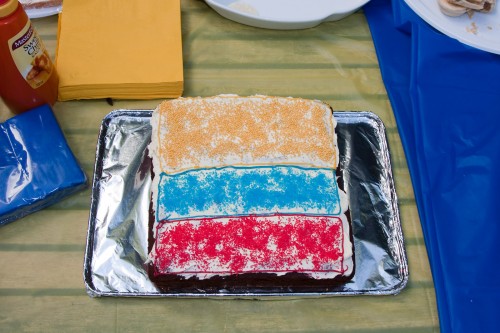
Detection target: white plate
<box><xmin>204</xmin><ymin>0</ymin><xmax>370</xmax><ymax>30</ymax></box>
<box><xmin>24</xmin><ymin>5</ymin><xmax>61</xmax><ymax>18</ymax></box>
<box><xmin>20</xmin><ymin>1</ymin><xmax>62</xmax><ymax>19</ymax></box>
<box><xmin>405</xmin><ymin>0</ymin><xmax>500</xmax><ymax>55</ymax></box>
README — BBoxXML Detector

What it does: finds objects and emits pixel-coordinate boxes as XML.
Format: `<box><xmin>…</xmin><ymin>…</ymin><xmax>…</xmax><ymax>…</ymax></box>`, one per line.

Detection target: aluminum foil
<box><xmin>84</xmin><ymin>110</ymin><xmax>408</xmax><ymax>298</ymax></box>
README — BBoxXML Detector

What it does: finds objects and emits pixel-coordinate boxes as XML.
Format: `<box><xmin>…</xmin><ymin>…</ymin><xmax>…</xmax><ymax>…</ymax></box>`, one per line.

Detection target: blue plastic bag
<box><xmin>365</xmin><ymin>1</ymin><xmax>500</xmax><ymax>331</ymax></box>
<box><xmin>0</xmin><ymin>104</ymin><xmax>87</xmax><ymax>226</ymax></box>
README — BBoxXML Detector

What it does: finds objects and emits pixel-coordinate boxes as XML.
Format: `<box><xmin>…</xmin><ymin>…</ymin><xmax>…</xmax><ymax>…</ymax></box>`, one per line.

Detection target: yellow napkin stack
<box><xmin>56</xmin><ymin>0</ymin><xmax>183</xmax><ymax>101</ymax></box>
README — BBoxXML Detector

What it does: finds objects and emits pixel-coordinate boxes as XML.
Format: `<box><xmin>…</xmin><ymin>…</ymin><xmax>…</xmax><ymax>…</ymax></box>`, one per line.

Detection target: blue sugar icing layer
<box><xmin>156</xmin><ymin>166</ymin><xmax>342</xmax><ymax>221</ymax></box>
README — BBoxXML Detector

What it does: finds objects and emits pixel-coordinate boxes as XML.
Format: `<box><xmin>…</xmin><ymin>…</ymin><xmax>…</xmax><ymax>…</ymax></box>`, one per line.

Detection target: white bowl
<box><xmin>204</xmin><ymin>0</ymin><xmax>371</xmax><ymax>30</ymax></box>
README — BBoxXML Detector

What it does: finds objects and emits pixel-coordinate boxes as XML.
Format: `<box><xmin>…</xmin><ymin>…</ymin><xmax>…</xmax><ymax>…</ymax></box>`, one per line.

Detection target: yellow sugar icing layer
<box><xmin>154</xmin><ymin>96</ymin><xmax>337</xmax><ymax>173</ymax></box>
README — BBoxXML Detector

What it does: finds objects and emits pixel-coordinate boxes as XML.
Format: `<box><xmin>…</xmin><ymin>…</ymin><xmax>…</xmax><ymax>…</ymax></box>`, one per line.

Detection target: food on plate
<box><xmin>146</xmin><ymin>95</ymin><xmax>355</xmax><ymax>291</ymax></box>
<box><xmin>438</xmin><ymin>0</ymin><xmax>496</xmax><ymax>16</ymax></box>
<box><xmin>480</xmin><ymin>0</ymin><xmax>496</xmax><ymax>12</ymax></box>
<box><xmin>438</xmin><ymin>0</ymin><xmax>468</xmax><ymax>16</ymax></box>
<box><xmin>453</xmin><ymin>0</ymin><xmax>488</xmax><ymax>10</ymax></box>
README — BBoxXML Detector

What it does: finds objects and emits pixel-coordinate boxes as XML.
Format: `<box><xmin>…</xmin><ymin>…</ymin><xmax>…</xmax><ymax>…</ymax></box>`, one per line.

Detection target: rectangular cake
<box><xmin>147</xmin><ymin>95</ymin><xmax>354</xmax><ymax>291</ymax></box>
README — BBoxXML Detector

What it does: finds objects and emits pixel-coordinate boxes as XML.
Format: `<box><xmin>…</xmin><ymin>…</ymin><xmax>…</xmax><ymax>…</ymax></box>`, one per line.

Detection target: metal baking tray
<box><xmin>84</xmin><ymin>110</ymin><xmax>408</xmax><ymax>298</ymax></box>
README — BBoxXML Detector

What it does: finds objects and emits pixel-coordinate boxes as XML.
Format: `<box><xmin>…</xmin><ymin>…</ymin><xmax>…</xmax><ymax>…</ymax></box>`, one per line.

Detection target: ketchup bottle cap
<box><xmin>0</xmin><ymin>0</ymin><xmax>18</xmax><ymax>17</ymax></box>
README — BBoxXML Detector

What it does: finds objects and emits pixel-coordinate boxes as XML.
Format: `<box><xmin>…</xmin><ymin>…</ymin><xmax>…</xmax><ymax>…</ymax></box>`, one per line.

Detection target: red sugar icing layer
<box><xmin>152</xmin><ymin>214</ymin><xmax>347</xmax><ymax>276</ymax></box>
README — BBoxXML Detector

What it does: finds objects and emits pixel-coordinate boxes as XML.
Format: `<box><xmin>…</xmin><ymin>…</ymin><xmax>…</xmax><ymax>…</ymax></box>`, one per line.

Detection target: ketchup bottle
<box><xmin>0</xmin><ymin>0</ymin><xmax>58</xmax><ymax>114</ymax></box>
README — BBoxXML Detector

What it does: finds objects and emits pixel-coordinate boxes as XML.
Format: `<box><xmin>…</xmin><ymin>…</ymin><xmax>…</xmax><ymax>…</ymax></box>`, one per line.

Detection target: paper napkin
<box><xmin>56</xmin><ymin>0</ymin><xmax>183</xmax><ymax>101</ymax></box>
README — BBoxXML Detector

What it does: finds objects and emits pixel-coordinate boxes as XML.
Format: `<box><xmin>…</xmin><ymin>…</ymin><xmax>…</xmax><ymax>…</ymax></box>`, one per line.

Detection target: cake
<box><xmin>147</xmin><ymin>95</ymin><xmax>354</xmax><ymax>292</ymax></box>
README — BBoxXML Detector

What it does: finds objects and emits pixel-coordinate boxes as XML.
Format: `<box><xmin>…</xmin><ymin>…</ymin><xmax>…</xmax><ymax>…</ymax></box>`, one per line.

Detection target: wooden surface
<box><xmin>0</xmin><ymin>1</ymin><xmax>440</xmax><ymax>331</ymax></box>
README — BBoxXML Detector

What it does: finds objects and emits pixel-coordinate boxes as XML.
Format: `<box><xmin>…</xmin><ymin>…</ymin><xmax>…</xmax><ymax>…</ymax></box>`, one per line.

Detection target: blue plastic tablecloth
<box><xmin>364</xmin><ymin>1</ymin><xmax>500</xmax><ymax>332</ymax></box>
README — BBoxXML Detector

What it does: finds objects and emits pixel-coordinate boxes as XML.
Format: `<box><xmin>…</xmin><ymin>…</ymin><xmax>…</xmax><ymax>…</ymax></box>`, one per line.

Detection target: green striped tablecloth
<box><xmin>0</xmin><ymin>1</ymin><xmax>439</xmax><ymax>331</ymax></box>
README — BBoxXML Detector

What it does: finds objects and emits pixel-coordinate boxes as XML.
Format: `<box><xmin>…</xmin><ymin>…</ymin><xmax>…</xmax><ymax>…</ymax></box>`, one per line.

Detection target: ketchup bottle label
<box><xmin>8</xmin><ymin>21</ymin><xmax>54</xmax><ymax>89</ymax></box>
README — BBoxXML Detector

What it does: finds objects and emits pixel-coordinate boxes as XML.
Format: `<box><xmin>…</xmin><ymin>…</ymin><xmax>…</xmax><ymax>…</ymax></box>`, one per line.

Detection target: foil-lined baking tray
<box><xmin>84</xmin><ymin>110</ymin><xmax>408</xmax><ymax>298</ymax></box>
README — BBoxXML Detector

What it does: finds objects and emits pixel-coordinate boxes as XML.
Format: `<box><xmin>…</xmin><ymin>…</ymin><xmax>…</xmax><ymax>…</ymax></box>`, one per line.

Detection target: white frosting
<box><xmin>152</xmin><ymin>95</ymin><xmax>338</xmax><ymax>174</ymax></box>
